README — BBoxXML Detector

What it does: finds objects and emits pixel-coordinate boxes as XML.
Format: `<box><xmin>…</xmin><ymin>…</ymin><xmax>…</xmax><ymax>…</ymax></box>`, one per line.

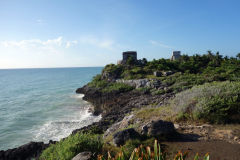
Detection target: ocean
<box><xmin>0</xmin><ymin>67</ymin><xmax>103</xmax><ymax>150</ymax></box>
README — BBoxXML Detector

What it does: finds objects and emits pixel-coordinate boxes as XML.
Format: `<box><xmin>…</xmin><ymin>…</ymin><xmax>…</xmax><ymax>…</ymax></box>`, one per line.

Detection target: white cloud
<box><xmin>37</xmin><ymin>20</ymin><xmax>43</xmax><ymax>22</ymax></box>
<box><xmin>66</xmin><ymin>41</ymin><xmax>77</xmax><ymax>48</ymax></box>
<box><xmin>79</xmin><ymin>36</ymin><xmax>120</xmax><ymax>52</ymax></box>
<box><xmin>0</xmin><ymin>37</ymin><xmax>77</xmax><ymax>50</ymax></box>
<box><xmin>150</xmin><ymin>40</ymin><xmax>173</xmax><ymax>48</ymax></box>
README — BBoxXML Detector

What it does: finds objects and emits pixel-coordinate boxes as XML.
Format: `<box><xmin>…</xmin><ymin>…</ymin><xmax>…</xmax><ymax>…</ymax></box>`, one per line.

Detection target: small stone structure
<box><xmin>154</xmin><ymin>71</ymin><xmax>162</xmax><ymax>77</ymax></box>
<box><xmin>117</xmin><ymin>51</ymin><xmax>141</xmax><ymax>65</ymax></box>
<box><xmin>170</xmin><ymin>51</ymin><xmax>181</xmax><ymax>60</ymax></box>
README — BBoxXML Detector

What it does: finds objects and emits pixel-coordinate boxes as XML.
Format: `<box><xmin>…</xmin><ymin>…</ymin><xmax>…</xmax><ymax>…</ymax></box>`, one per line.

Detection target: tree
<box><xmin>207</xmin><ymin>50</ymin><xmax>214</xmax><ymax>60</ymax></box>
<box><xmin>214</xmin><ymin>51</ymin><xmax>223</xmax><ymax>66</ymax></box>
<box><xmin>142</xmin><ymin>58</ymin><xmax>148</xmax><ymax>64</ymax></box>
<box><xmin>236</xmin><ymin>53</ymin><xmax>240</xmax><ymax>60</ymax></box>
<box><xmin>127</xmin><ymin>56</ymin><xmax>135</xmax><ymax>66</ymax></box>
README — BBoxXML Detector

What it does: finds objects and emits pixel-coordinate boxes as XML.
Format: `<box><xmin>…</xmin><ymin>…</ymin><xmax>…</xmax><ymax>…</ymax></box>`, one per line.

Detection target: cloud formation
<box><xmin>79</xmin><ymin>36</ymin><xmax>120</xmax><ymax>52</ymax></box>
<box><xmin>150</xmin><ymin>40</ymin><xmax>173</xmax><ymax>48</ymax></box>
<box><xmin>0</xmin><ymin>37</ymin><xmax>77</xmax><ymax>50</ymax></box>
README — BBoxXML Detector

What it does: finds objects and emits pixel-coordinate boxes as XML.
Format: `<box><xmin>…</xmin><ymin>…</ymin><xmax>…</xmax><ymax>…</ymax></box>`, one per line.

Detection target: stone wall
<box><xmin>122</xmin><ymin>51</ymin><xmax>137</xmax><ymax>60</ymax></box>
<box><xmin>170</xmin><ymin>51</ymin><xmax>181</xmax><ymax>60</ymax></box>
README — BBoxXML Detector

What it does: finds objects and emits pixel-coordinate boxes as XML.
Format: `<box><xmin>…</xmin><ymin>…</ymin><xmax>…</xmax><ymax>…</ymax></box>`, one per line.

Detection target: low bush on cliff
<box><xmin>40</xmin><ymin>132</ymin><xmax>103</xmax><ymax>160</ymax></box>
<box><xmin>171</xmin><ymin>81</ymin><xmax>240</xmax><ymax>124</ymax></box>
<box><xmin>101</xmin><ymin>82</ymin><xmax>134</xmax><ymax>93</ymax></box>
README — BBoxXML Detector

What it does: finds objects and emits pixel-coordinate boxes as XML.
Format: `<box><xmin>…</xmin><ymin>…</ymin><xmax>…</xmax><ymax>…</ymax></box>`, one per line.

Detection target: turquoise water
<box><xmin>0</xmin><ymin>67</ymin><xmax>103</xmax><ymax>150</ymax></box>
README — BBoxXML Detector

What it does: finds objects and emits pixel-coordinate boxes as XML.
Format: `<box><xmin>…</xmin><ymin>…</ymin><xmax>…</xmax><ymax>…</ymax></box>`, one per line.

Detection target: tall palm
<box><xmin>236</xmin><ymin>53</ymin><xmax>240</xmax><ymax>60</ymax></box>
<box><xmin>207</xmin><ymin>50</ymin><xmax>214</xmax><ymax>60</ymax></box>
<box><xmin>214</xmin><ymin>51</ymin><xmax>222</xmax><ymax>66</ymax></box>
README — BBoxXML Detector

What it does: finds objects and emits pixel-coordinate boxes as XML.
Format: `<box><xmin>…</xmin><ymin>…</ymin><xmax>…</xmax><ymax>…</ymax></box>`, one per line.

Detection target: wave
<box><xmin>31</xmin><ymin>107</ymin><xmax>101</xmax><ymax>143</ymax></box>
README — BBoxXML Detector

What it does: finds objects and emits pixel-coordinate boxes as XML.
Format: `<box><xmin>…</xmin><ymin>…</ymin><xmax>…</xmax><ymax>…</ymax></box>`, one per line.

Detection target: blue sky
<box><xmin>0</xmin><ymin>0</ymin><xmax>240</xmax><ymax>69</ymax></box>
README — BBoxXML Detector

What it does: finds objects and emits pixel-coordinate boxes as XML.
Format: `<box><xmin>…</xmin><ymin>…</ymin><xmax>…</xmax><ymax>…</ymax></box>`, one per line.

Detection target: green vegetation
<box><xmin>61</xmin><ymin>51</ymin><xmax>240</xmax><ymax>160</ymax></box>
<box><xmin>98</xmin><ymin>140</ymin><xmax>209</xmax><ymax>160</ymax></box>
<box><xmin>89</xmin><ymin>51</ymin><xmax>240</xmax><ymax>95</ymax></box>
<box><xmin>171</xmin><ymin>81</ymin><xmax>240</xmax><ymax>124</ymax></box>
<box><xmin>40</xmin><ymin>132</ymin><xmax>103</xmax><ymax>160</ymax></box>
<box><xmin>101</xmin><ymin>82</ymin><xmax>134</xmax><ymax>93</ymax></box>
<box><xmin>100</xmin><ymin>51</ymin><xmax>240</xmax><ymax>81</ymax></box>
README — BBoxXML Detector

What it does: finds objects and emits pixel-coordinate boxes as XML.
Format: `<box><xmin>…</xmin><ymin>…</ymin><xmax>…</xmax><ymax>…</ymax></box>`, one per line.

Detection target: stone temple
<box><xmin>117</xmin><ymin>51</ymin><xmax>137</xmax><ymax>65</ymax></box>
<box><xmin>170</xmin><ymin>51</ymin><xmax>181</xmax><ymax>60</ymax></box>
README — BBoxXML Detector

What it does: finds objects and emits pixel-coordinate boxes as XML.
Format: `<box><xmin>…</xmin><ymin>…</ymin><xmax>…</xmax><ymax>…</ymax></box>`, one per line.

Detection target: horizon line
<box><xmin>0</xmin><ymin>66</ymin><xmax>105</xmax><ymax>70</ymax></box>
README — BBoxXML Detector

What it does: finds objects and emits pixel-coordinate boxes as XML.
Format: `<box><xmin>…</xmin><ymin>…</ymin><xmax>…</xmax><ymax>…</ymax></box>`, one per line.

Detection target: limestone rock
<box><xmin>103</xmin><ymin>115</ymin><xmax>134</xmax><ymax>139</ymax></box>
<box><xmin>142</xmin><ymin>120</ymin><xmax>174</xmax><ymax>136</ymax></box>
<box><xmin>72</xmin><ymin>152</ymin><xmax>93</xmax><ymax>160</ymax></box>
<box><xmin>113</xmin><ymin>128</ymin><xmax>139</xmax><ymax>147</ymax></box>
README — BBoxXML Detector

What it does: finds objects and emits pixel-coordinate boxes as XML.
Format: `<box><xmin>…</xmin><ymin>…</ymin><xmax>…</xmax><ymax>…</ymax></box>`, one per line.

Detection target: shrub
<box><xmin>101</xmin><ymin>82</ymin><xmax>134</xmax><ymax>93</ymax></box>
<box><xmin>151</xmin><ymin>89</ymin><xmax>166</xmax><ymax>95</ymax></box>
<box><xmin>171</xmin><ymin>81</ymin><xmax>240</xmax><ymax>123</ymax></box>
<box><xmin>136</xmin><ymin>87</ymin><xmax>151</xmax><ymax>93</ymax></box>
<box><xmin>40</xmin><ymin>132</ymin><xmax>103</xmax><ymax>160</ymax></box>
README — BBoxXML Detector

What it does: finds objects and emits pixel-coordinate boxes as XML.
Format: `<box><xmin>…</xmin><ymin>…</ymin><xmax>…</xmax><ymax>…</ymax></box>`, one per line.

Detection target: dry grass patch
<box><xmin>134</xmin><ymin>105</ymin><xmax>176</xmax><ymax>122</ymax></box>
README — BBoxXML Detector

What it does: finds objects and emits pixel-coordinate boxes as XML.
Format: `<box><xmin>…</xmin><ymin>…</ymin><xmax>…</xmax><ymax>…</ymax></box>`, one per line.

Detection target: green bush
<box><xmin>151</xmin><ymin>89</ymin><xmax>166</xmax><ymax>95</ymax></box>
<box><xmin>101</xmin><ymin>82</ymin><xmax>134</xmax><ymax>93</ymax></box>
<box><xmin>136</xmin><ymin>87</ymin><xmax>151</xmax><ymax>93</ymax></box>
<box><xmin>40</xmin><ymin>132</ymin><xmax>103</xmax><ymax>160</ymax></box>
<box><xmin>171</xmin><ymin>81</ymin><xmax>240</xmax><ymax>123</ymax></box>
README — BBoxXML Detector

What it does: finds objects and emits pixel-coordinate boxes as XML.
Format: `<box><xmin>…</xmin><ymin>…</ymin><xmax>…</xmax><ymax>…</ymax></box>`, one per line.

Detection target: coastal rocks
<box><xmin>116</xmin><ymin>78</ymin><xmax>150</xmax><ymax>89</ymax></box>
<box><xmin>115</xmin><ymin>78</ymin><xmax>164</xmax><ymax>89</ymax></box>
<box><xmin>73</xmin><ymin>84</ymin><xmax>175</xmax><ymax>136</ymax></box>
<box><xmin>0</xmin><ymin>141</ymin><xmax>49</xmax><ymax>160</ymax></box>
<box><xmin>113</xmin><ymin>128</ymin><xmax>139</xmax><ymax>147</ymax></box>
<box><xmin>72</xmin><ymin>152</ymin><xmax>93</xmax><ymax>160</ymax></box>
<box><xmin>142</xmin><ymin>120</ymin><xmax>174</xmax><ymax>136</ymax></box>
<box><xmin>103</xmin><ymin>115</ymin><xmax>135</xmax><ymax>139</ymax></box>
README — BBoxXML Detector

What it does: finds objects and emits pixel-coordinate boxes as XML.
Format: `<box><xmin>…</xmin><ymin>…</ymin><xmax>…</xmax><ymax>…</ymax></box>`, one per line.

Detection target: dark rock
<box><xmin>72</xmin><ymin>152</ymin><xmax>93</xmax><ymax>160</ymax></box>
<box><xmin>0</xmin><ymin>141</ymin><xmax>49</xmax><ymax>160</ymax></box>
<box><xmin>113</xmin><ymin>128</ymin><xmax>139</xmax><ymax>147</ymax></box>
<box><xmin>142</xmin><ymin>120</ymin><xmax>174</xmax><ymax>136</ymax></box>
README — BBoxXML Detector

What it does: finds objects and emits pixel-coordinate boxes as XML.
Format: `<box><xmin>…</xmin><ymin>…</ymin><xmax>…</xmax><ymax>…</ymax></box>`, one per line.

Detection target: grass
<box><xmin>134</xmin><ymin>105</ymin><xmax>175</xmax><ymax>122</ymax></box>
<box><xmin>40</xmin><ymin>132</ymin><xmax>103</xmax><ymax>160</ymax></box>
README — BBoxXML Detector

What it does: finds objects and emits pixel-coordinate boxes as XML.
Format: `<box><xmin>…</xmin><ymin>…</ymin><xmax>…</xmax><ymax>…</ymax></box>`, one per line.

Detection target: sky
<box><xmin>0</xmin><ymin>0</ymin><xmax>240</xmax><ymax>69</ymax></box>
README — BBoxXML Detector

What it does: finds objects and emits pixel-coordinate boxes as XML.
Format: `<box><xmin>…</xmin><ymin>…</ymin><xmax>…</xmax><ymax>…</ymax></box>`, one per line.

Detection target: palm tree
<box><xmin>214</xmin><ymin>51</ymin><xmax>222</xmax><ymax>66</ymax></box>
<box><xmin>207</xmin><ymin>50</ymin><xmax>214</xmax><ymax>60</ymax></box>
<box><xmin>236</xmin><ymin>53</ymin><xmax>240</xmax><ymax>60</ymax></box>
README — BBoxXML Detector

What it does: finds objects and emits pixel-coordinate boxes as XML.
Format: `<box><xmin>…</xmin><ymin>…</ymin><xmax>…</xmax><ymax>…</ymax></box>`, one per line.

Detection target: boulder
<box><xmin>142</xmin><ymin>120</ymin><xmax>174</xmax><ymax>136</ymax></box>
<box><xmin>72</xmin><ymin>152</ymin><xmax>93</xmax><ymax>160</ymax></box>
<box><xmin>163</xmin><ymin>71</ymin><xmax>176</xmax><ymax>76</ymax></box>
<box><xmin>103</xmin><ymin>115</ymin><xmax>134</xmax><ymax>139</ymax></box>
<box><xmin>113</xmin><ymin>128</ymin><xmax>139</xmax><ymax>147</ymax></box>
<box><xmin>153</xmin><ymin>71</ymin><xmax>162</xmax><ymax>77</ymax></box>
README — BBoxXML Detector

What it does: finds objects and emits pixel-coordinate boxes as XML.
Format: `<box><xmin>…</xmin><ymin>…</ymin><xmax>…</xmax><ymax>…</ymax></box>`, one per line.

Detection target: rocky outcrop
<box><xmin>74</xmin><ymin>84</ymin><xmax>175</xmax><ymax>135</ymax></box>
<box><xmin>103</xmin><ymin>115</ymin><xmax>135</xmax><ymax>139</ymax></box>
<box><xmin>0</xmin><ymin>141</ymin><xmax>50</xmax><ymax>160</ymax></box>
<box><xmin>72</xmin><ymin>152</ymin><xmax>93</xmax><ymax>160</ymax></box>
<box><xmin>116</xmin><ymin>78</ymin><xmax>151</xmax><ymax>89</ymax></box>
<box><xmin>142</xmin><ymin>120</ymin><xmax>174</xmax><ymax>136</ymax></box>
<box><xmin>113</xmin><ymin>128</ymin><xmax>139</xmax><ymax>147</ymax></box>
